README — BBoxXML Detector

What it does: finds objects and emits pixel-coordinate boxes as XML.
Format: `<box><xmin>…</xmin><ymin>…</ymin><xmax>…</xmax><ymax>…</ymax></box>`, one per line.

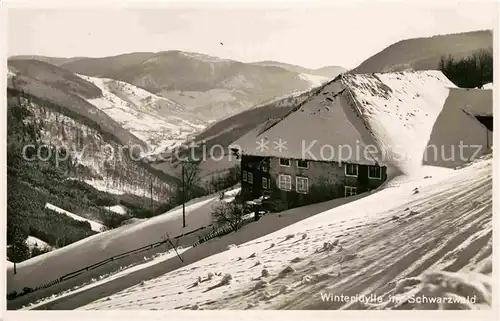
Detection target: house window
<box><xmin>279</xmin><ymin>158</ymin><xmax>291</xmax><ymax>167</ymax></box>
<box><xmin>242</xmin><ymin>170</ymin><xmax>248</xmax><ymax>182</ymax></box>
<box><xmin>278</xmin><ymin>174</ymin><xmax>292</xmax><ymax>191</ymax></box>
<box><xmin>261</xmin><ymin>164</ymin><xmax>269</xmax><ymax>172</ymax></box>
<box><xmin>368</xmin><ymin>166</ymin><xmax>382</xmax><ymax>179</ymax></box>
<box><xmin>248</xmin><ymin>172</ymin><xmax>254</xmax><ymax>184</ymax></box>
<box><xmin>344</xmin><ymin>186</ymin><xmax>357</xmax><ymax>197</ymax></box>
<box><xmin>262</xmin><ymin>177</ymin><xmax>269</xmax><ymax>189</ymax></box>
<box><xmin>297</xmin><ymin>159</ymin><xmax>309</xmax><ymax>169</ymax></box>
<box><xmin>296</xmin><ymin>176</ymin><xmax>309</xmax><ymax>194</ymax></box>
<box><xmin>345</xmin><ymin>163</ymin><xmax>358</xmax><ymax>177</ymax></box>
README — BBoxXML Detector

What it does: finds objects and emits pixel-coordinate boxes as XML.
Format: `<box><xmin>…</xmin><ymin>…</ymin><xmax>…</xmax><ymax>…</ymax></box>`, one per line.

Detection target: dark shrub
<box><xmin>7</xmin><ymin>291</ymin><xmax>18</xmax><ymax>300</ymax></box>
<box><xmin>22</xmin><ymin>287</ymin><xmax>33</xmax><ymax>295</ymax></box>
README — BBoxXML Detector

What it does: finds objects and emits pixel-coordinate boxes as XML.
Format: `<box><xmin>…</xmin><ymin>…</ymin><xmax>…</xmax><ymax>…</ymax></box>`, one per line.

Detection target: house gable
<box><xmin>424</xmin><ymin>90</ymin><xmax>493</xmax><ymax>168</ymax></box>
<box><xmin>233</xmin><ymin>70</ymin><xmax>490</xmax><ymax>175</ymax></box>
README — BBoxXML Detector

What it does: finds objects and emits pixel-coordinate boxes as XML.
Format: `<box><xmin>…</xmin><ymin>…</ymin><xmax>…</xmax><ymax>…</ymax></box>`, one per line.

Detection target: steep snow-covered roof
<box><xmin>231</xmin><ymin>70</ymin><xmax>461</xmax><ymax>174</ymax></box>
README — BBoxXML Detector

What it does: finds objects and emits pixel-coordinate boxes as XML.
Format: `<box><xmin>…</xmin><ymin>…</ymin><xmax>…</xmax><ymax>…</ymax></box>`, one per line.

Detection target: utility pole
<box><xmin>182</xmin><ymin>162</ymin><xmax>186</xmax><ymax>228</ymax></box>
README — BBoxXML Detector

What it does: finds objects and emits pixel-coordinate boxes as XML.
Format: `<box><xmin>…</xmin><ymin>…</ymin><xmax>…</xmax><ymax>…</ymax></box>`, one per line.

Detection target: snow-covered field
<box><xmin>114</xmin><ymin>197</ymin><xmax>217</xmax><ymax>238</ymax></box>
<box><xmin>77</xmin><ymin>74</ymin><xmax>207</xmax><ymax>155</ymax></box>
<box><xmin>103</xmin><ymin>205</ymin><xmax>129</xmax><ymax>215</ymax></box>
<box><xmin>45</xmin><ymin>203</ymin><xmax>104</xmax><ymax>232</ymax></box>
<box><xmin>80</xmin><ymin>156</ymin><xmax>492</xmax><ymax>310</ymax></box>
<box><xmin>26</xmin><ymin>236</ymin><xmax>53</xmax><ymax>250</ymax></box>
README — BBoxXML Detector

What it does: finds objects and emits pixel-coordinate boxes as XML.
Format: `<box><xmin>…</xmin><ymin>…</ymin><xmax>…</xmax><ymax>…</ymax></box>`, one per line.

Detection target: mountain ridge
<box><xmin>351</xmin><ymin>29</ymin><xmax>492</xmax><ymax>73</ymax></box>
<box><xmin>10</xmin><ymin>51</ymin><xmax>345</xmax><ymax>121</ymax></box>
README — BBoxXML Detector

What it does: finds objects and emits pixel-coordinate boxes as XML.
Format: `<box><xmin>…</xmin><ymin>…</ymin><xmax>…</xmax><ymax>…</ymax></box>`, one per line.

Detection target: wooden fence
<box><xmin>9</xmin><ymin>213</ymin><xmax>260</xmax><ymax>301</ymax></box>
<box><xmin>8</xmin><ymin>224</ymin><xmax>209</xmax><ymax>300</ymax></box>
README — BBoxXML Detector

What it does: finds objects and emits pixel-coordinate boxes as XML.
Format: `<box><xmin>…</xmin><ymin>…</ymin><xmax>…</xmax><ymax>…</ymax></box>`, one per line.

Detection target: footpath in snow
<box><xmin>79</xmin><ymin>157</ymin><xmax>492</xmax><ymax>310</ymax></box>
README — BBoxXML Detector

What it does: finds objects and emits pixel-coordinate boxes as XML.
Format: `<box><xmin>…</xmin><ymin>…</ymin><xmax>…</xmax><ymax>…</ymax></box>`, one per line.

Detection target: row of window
<box><xmin>244</xmin><ymin>167</ymin><xmax>381</xmax><ymax>187</ymax></box>
<box><xmin>244</xmin><ymin>170</ymin><xmax>359</xmax><ymax>197</ymax></box>
<box><xmin>278</xmin><ymin>158</ymin><xmax>382</xmax><ymax>179</ymax></box>
<box><xmin>278</xmin><ymin>174</ymin><xmax>309</xmax><ymax>193</ymax></box>
<box><xmin>278</xmin><ymin>174</ymin><xmax>359</xmax><ymax>197</ymax></box>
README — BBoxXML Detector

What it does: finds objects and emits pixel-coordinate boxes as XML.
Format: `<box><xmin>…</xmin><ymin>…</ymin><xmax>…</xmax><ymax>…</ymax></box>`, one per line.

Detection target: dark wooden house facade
<box><xmin>239</xmin><ymin>154</ymin><xmax>387</xmax><ymax>209</ymax></box>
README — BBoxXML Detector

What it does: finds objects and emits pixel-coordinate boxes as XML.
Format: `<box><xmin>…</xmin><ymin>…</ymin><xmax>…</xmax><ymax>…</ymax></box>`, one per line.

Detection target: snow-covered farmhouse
<box><xmin>230</xmin><ymin>71</ymin><xmax>492</xmax><ymax>210</ymax></box>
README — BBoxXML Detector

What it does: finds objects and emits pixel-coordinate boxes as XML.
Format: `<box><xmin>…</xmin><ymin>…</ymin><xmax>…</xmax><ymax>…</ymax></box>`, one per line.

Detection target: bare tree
<box><xmin>211</xmin><ymin>202</ymin><xmax>247</xmax><ymax>232</ymax></box>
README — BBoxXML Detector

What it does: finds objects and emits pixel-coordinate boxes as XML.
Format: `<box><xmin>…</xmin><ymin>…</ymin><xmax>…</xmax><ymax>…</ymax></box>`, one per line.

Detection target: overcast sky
<box><xmin>6</xmin><ymin>1</ymin><xmax>497</xmax><ymax>69</ymax></box>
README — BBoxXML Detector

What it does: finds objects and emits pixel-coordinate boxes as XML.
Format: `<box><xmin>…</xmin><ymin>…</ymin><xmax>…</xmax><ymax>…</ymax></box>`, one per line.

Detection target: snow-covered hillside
<box><xmin>180</xmin><ymin>52</ymin><xmax>234</xmax><ymax>64</ymax></box>
<box><xmin>299</xmin><ymin>73</ymin><xmax>330</xmax><ymax>88</ymax></box>
<box><xmin>7</xmin><ymin>191</ymin><xmax>230</xmax><ymax>293</ymax></box>
<box><xmin>21</xmin><ymin>246</ymin><xmax>191</xmax><ymax>310</ymax></box>
<box><xmin>77</xmin><ymin>74</ymin><xmax>207</xmax><ymax>156</ymax></box>
<box><xmin>45</xmin><ymin>203</ymin><xmax>105</xmax><ymax>232</ymax></box>
<box><xmin>23</xmin><ymin>98</ymin><xmax>171</xmax><ymax>200</ymax></box>
<box><xmin>80</xmin><ymin>156</ymin><xmax>492</xmax><ymax>310</ymax></box>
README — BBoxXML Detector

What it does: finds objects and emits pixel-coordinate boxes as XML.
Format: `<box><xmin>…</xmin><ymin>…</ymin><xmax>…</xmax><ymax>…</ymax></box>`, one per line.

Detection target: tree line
<box><xmin>439</xmin><ymin>48</ymin><xmax>493</xmax><ymax>88</ymax></box>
